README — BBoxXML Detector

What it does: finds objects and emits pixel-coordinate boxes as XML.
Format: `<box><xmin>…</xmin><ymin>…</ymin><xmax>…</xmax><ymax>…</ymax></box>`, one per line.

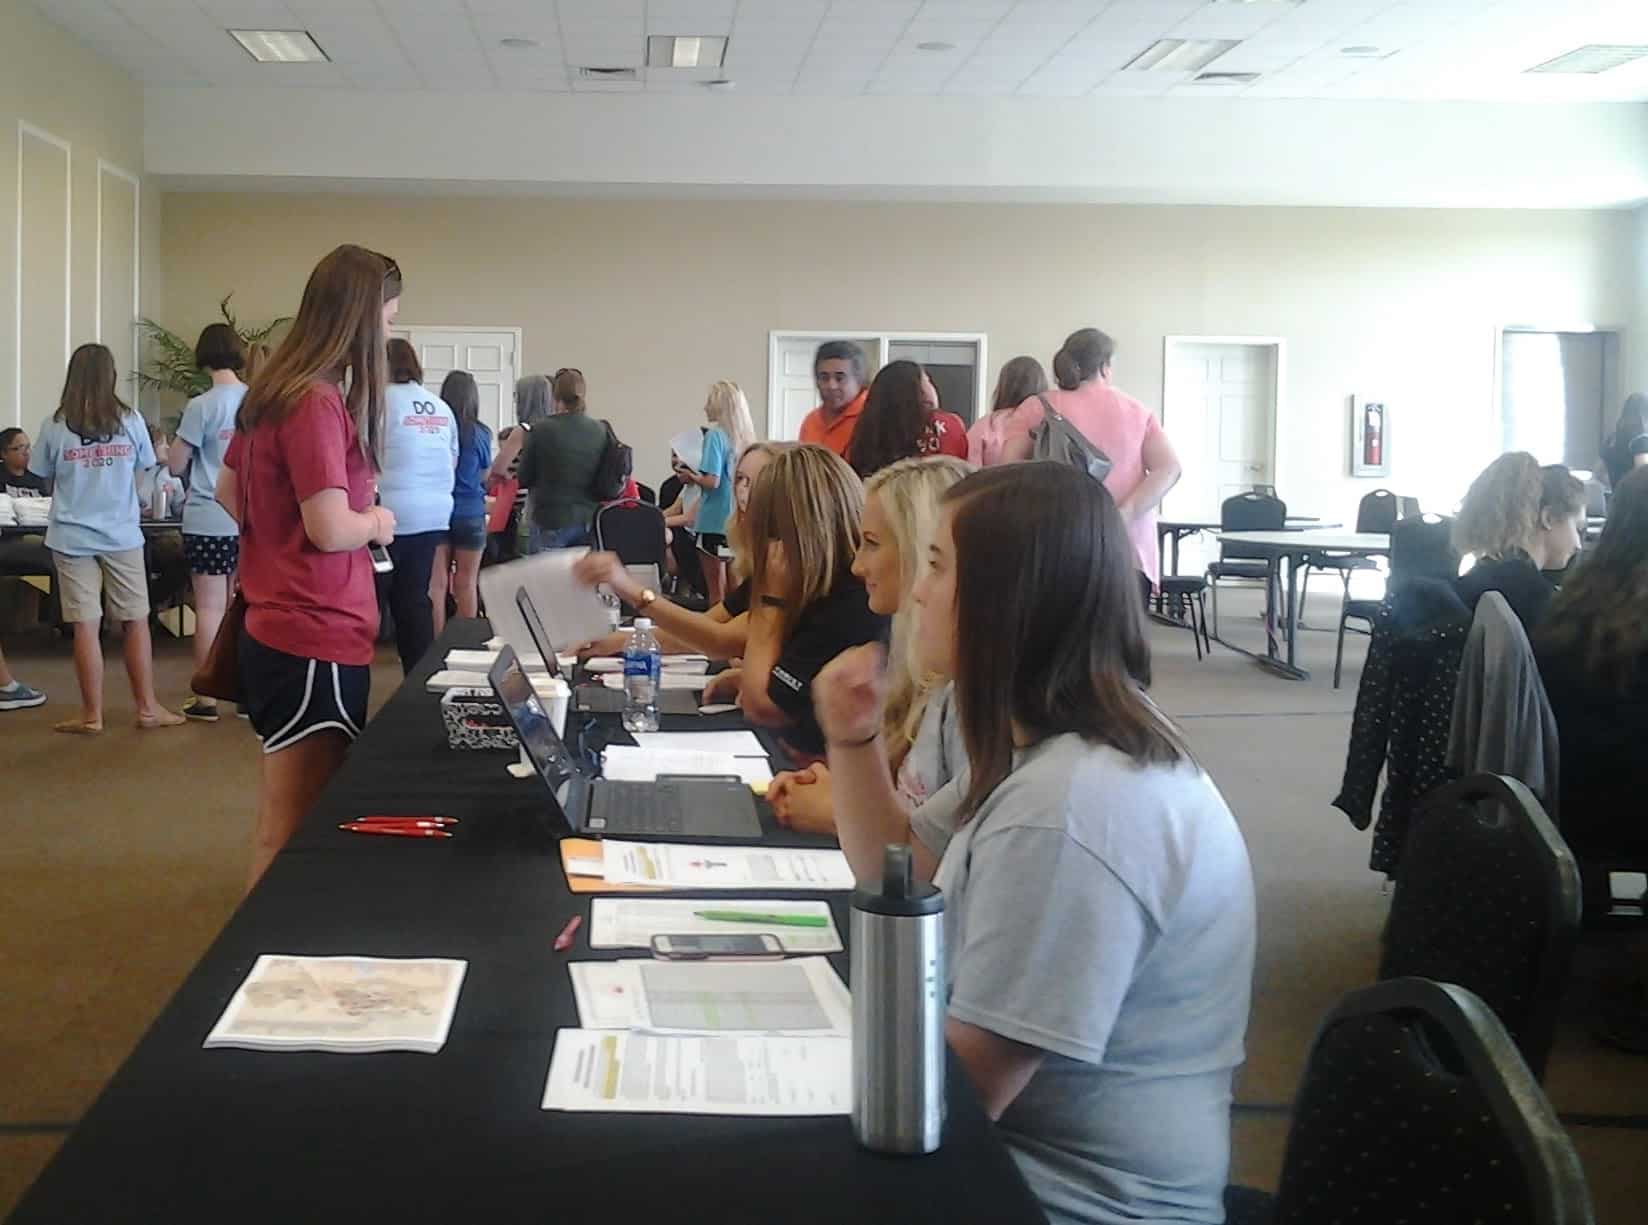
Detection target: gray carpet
<box><xmin>1</xmin><ymin>587</ymin><xmax>1643</xmax><ymax>1220</ymax></box>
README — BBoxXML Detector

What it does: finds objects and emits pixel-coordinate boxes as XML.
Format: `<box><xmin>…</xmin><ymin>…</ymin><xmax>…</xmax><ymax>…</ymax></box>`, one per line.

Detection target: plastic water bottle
<box><xmin>622</xmin><ymin>618</ymin><xmax>661</xmax><ymax>733</ymax></box>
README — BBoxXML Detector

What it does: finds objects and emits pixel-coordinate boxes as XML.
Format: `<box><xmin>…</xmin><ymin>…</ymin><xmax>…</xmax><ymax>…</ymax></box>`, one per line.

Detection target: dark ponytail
<box><xmin>1053</xmin><ymin>328</ymin><xmax>1115</xmax><ymax>391</ymax></box>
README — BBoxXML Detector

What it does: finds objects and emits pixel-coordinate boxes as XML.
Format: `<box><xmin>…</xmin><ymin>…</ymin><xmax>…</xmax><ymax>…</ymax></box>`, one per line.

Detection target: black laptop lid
<box><xmin>514</xmin><ymin>586</ymin><xmax>563</xmax><ymax>679</ymax></box>
<box><xmin>488</xmin><ymin>647</ymin><xmax>588</xmax><ymax>831</ymax></box>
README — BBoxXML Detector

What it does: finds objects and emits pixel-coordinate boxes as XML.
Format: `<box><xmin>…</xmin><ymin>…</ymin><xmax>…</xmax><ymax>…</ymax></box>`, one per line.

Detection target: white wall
<box><xmin>143</xmin><ymin>89</ymin><xmax>1648</xmax><ymax>210</ymax></box>
<box><xmin>1631</xmin><ymin>204</ymin><xmax>1648</xmax><ymax>399</ymax></box>
<box><xmin>159</xmin><ymin>193</ymin><xmax>1635</xmax><ymax>529</ymax></box>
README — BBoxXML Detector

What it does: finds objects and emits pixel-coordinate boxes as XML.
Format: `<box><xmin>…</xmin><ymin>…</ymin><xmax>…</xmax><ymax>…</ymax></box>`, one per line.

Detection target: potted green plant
<box><xmin>138</xmin><ymin>295</ymin><xmax>291</xmax><ymax>425</ymax></box>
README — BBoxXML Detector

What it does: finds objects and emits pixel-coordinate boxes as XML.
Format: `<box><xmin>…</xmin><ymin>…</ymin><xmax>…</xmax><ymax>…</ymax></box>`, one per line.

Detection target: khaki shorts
<box><xmin>52</xmin><ymin>548</ymin><xmax>150</xmax><ymax>623</ymax></box>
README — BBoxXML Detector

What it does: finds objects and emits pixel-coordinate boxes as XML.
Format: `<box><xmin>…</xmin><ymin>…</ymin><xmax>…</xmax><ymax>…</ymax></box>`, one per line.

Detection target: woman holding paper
<box><xmin>813</xmin><ymin>462</ymin><xmax>1255</xmax><ymax>1225</ymax></box>
<box><xmin>766</xmin><ymin>456</ymin><xmax>971</xmax><ymax>833</ymax></box>
<box><xmin>674</xmin><ymin>380</ymin><xmax>755</xmax><ymax>554</ymax></box>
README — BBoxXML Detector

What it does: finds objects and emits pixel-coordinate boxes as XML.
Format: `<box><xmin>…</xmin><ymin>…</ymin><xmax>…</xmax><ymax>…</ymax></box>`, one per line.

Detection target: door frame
<box><xmin>392</xmin><ymin>325</ymin><xmax>524</xmax><ymax>373</ymax></box>
<box><xmin>767</xmin><ymin>330</ymin><xmax>989</xmax><ymax>439</ymax></box>
<box><xmin>1161</xmin><ymin>334</ymin><xmax>1285</xmax><ymax>515</ymax></box>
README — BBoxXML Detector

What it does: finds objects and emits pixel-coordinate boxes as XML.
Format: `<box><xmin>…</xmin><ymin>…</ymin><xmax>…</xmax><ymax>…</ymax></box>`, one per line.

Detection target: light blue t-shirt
<box><xmin>695</xmin><ymin>426</ymin><xmax>735</xmax><ymax>537</ymax></box>
<box><xmin>924</xmin><ymin>733</ymin><xmax>1256</xmax><ymax>1225</ymax></box>
<box><xmin>176</xmin><ymin>381</ymin><xmax>245</xmax><ymax>537</ymax></box>
<box><xmin>30</xmin><ymin>410</ymin><xmax>154</xmax><ymax>556</ymax></box>
<box><xmin>379</xmin><ymin>381</ymin><xmax>459</xmax><ymax>536</ymax></box>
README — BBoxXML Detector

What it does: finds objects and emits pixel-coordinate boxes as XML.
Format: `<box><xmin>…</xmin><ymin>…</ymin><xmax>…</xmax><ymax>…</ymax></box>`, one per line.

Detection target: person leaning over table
<box><xmin>814</xmin><ymin>461</ymin><xmax>1255</xmax><ymax>1225</ymax></box>
<box><xmin>573</xmin><ymin>441</ymin><xmax>785</xmax><ymax>661</ymax></box>
<box><xmin>766</xmin><ymin>455</ymin><xmax>972</xmax><ymax>835</ymax></box>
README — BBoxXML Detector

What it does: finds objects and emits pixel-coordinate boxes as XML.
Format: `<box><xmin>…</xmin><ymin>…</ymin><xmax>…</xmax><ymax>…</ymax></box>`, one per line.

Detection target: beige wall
<box><xmin>159</xmin><ymin>192</ymin><xmax>1636</xmax><ymax>524</ymax></box>
<box><xmin>1631</xmin><ymin>204</ymin><xmax>1648</xmax><ymax>404</ymax></box>
<box><xmin>0</xmin><ymin>0</ymin><xmax>160</xmax><ymax>429</ymax></box>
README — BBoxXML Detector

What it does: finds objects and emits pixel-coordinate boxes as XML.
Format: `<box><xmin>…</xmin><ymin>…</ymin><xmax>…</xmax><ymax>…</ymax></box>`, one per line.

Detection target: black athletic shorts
<box><xmin>240</xmin><ymin>632</ymin><xmax>370</xmax><ymax>755</ymax></box>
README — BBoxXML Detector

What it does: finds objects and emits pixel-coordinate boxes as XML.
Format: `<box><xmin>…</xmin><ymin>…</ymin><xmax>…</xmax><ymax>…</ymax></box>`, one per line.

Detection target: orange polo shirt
<box><xmin>798</xmin><ymin>388</ymin><xmax>868</xmax><ymax>458</ymax></box>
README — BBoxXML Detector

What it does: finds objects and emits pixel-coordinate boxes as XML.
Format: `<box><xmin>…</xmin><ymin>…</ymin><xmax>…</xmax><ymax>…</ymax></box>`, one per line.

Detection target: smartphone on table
<box><xmin>650</xmin><ymin>933</ymin><xmax>785</xmax><ymax>961</ymax></box>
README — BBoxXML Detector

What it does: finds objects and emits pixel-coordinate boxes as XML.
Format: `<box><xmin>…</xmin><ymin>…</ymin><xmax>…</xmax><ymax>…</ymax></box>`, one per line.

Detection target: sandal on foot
<box><xmin>53</xmin><ymin>718</ymin><xmax>103</xmax><ymax>735</ymax></box>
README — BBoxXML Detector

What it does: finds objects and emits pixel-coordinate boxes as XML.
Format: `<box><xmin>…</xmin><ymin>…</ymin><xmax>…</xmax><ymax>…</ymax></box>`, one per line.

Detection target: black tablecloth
<box><xmin>8</xmin><ymin>620</ymin><xmax>1044</xmax><ymax>1225</ymax></box>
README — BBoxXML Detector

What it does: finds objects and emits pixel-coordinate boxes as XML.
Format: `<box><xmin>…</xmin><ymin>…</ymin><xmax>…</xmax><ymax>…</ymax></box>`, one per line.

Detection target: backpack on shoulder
<box><xmin>1031</xmin><ymin>394</ymin><xmax>1112</xmax><ymax>483</ymax></box>
<box><xmin>591</xmin><ymin>420</ymin><xmax>633</xmax><ymax>501</ymax></box>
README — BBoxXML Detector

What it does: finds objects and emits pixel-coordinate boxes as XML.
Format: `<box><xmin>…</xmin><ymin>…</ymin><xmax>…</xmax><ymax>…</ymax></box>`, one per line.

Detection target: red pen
<box><xmin>348</xmin><ymin>819</ymin><xmax>451</xmax><ymax>830</ymax></box>
<box><xmin>339</xmin><ymin>823</ymin><xmax>452</xmax><ymax>839</ymax></box>
<box><xmin>356</xmin><ymin>815</ymin><xmax>458</xmax><ymax>826</ymax></box>
<box><xmin>553</xmin><ymin>915</ymin><xmax>583</xmax><ymax>952</ymax></box>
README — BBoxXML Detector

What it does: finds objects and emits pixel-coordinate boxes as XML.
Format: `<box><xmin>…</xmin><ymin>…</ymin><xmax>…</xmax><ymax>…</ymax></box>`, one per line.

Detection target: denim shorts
<box><xmin>448</xmin><ymin>516</ymin><xmax>487</xmax><ymax>552</ymax></box>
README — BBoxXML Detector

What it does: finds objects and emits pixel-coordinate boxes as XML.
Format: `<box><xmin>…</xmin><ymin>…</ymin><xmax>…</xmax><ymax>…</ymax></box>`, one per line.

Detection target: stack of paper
<box><xmin>203</xmin><ymin>955</ymin><xmax>468</xmax><ymax>1054</ymax></box>
<box><xmin>601</xmin><ymin>840</ymin><xmax>856</xmax><ymax>891</ymax></box>
<box><xmin>425</xmin><ymin>670</ymin><xmax>567</xmax><ymax>699</ymax></box>
<box><xmin>588</xmin><ymin>897</ymin><xmax>843</xmax><ymax>953</ymax></box>
<box><xmin>13</xmin><ymin>497</ymin><xmax>48</xmax><ymax>527</ymax></box>
<box><xmin>0</xmin><ymin>495</ymin><xmax>14</xmax><ymax>526</ymax></box>
<box><xmin>445</xmin><ymin>647</ymin><xmax>568</xmax><ymax>673</ymax></box>
<box><xmin>543</xmin><ymin>1031</ymin><xmax>851</xmax><ymax>1115</ymax></box>
<box><xmin>602</xmin><ymin>746</ymin><xmax>773</xmax><ymax>789</ymax></box>
<box><xmin>569</xmin><ymin>956</ymin><xmax>851</xmax><ymax>1035</ymax></box>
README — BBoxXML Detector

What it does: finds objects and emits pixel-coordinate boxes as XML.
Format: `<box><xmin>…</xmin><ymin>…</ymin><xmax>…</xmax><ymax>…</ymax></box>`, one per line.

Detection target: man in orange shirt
<box><xmin>798</xmin><ymin>341</ymin><xmax>868</xmax><ymax>458</ymax></box>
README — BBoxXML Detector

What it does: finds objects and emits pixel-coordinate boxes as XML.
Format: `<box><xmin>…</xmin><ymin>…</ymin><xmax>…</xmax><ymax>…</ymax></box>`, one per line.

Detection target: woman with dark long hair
<box><xmin>219</xmin><ymin>244</ymin><xmax>402</xmax><ymax>886</ymax></box>
<box><xmin>431</xmin><ymin>370</ymin><xmax>491</xmax><ymax>634</ymax></box>
<box><xmin>1602</xmin><ymin>392</ymin><xmax>1647</xmax><ymax>490</ymax></box>
<box><xmin>846</xmin><ymin>360</ymin><xmax>968</xmax><ymax>479</ymax></box>
<box><xmin>815</xmin><ymin>462</ymin><xmax>1254</xmax><ymax>1225</ymax></box>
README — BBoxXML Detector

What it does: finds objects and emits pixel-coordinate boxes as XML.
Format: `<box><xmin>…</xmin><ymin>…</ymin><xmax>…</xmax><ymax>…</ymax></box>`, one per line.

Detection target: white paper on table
<box><xmin>601</xmin><ymin>746</ymin><xmax>773</xmax><ymax>788</ymax></box>
<box><xmin>568</xmin><ymin>957</ymin><xmax>852</xmax><ymax>1036</ymax></box>
<box><xmin>542</xmin><ymin>1031</ymin><xmax>852</xmax><ymax>1116</ymax></box>
<box><xmin>630</xmin><ymin>731</ymin><xmax>768</xmax><ymax>757</ymax></box>
<box><xmin>668</xmin><ymin>428</ymin><xmax>705</xmax><ymax>474</ymax></box>
<box><xmin>601</xmin><ymin>841</ymin><xmax>855</xmax><ymax>891</ymax></box>
<box><xmin>478</xmin><ymin>549</ymin><xmax>610</xmax><ymax>657</ymax></box>
<box><xmin>599</xmin><ymin>672</ymin><xmax>705</xmax><ymax>691</ymax></box>
<box><xmin>588</xmin><ymin>898</ymin><xmax>842</xmax><ymax>953</ymax></box>
<box><xmin>426</xmin><ymin>670</ymin><xmax>567</xmax><ymax>701</ymax></box>
<box><xmin>445</xmin><ymin>648</ymin><xmax>551</xmax><ymax>672</ymax></box>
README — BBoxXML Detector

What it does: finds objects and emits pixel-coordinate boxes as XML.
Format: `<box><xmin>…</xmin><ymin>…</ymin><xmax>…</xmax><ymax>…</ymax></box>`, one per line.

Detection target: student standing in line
<box><xmin>430</xmin><ymin>370</ymin><xmax>490</xmax><ymax>635</ymax></box>
<box><xmin>987</xmin><ymin>329</ymin><xmax>1182</xmax><ymax>598</ymax></box>
<box><xmin>967</xmin><ymin>356</ymin><xmax>1050</xmax><ymax>466</ymax></box>
<box><xmin>847</xmin><ymin>361</ymin><xmax>968</xmax><ymax>479</ymax></box>
<box><xmin>219</xmin><ymin>245</ymin><xmax>400</xmax><ymax>888</ymax></box>
<box><xmin>1602</xmin><ymin>393</ymin><xmax>1647</xmax><ymax>489</ymax></box>
<box><xmin>0</xmin><ymin>641</ymin><xmax>46</xmax><ymax>710</ymax></box>
<box><xmin>516</xmin><ymin>368</ymin><xmax>607</xmax><ymax>552</ymax></box>
<box><xmin>766</xmin><ymin>455</ymin><xmax>972</xmax><ymax>834</ymax></box>
<box><xmin>30</xmin><ymin>344</ymin><xmax>184</xmax><ymax>734</ymax></box>
<box><xmin>1453</xmin><ymin>453</ymin><xmax>1587</xmax><ymax>631</ymax></box>
<box><xmin>378</xmin><ymin>339</ymin><xmax>457</xmax><ymax>673</ymax></box>
<box><xmin>799</xmin><ymin>341</ymin><xmax>869</xmax><ymax>459</ymax></box>
<box><xmin>815</xmin><ymin>462</ymin><xmax>1255</xmax><ymax>1225</ymax></box>
<box><xmin>489</xmin><ymin>373</ymin><xmax>551</xmax><ymax>484</ymax></box>
<box><xmin>168</xmin><ymin>323</ymin><xmax>247</xmax><ymax>721</ymax></box>
<box><xmin>916</xmin><ymin>368</ymin><xmax>969</xmax><ymax>460</ymax></box>
<box><xmin>676</xmin><ymin>380</ymin><xmax>755</xmax><ymax>554</ymax></box>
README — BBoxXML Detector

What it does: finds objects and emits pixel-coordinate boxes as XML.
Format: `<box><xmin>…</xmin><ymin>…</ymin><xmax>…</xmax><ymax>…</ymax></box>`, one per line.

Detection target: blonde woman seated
<box><xmin>572</xmin><ymin>441</ymin><xmax>781</xmax><ymax>660</ymax></box>
<box><xmin>766</xmin><ymin>456</ymin><xmax>972</xmax><ymax>833</ymax></box>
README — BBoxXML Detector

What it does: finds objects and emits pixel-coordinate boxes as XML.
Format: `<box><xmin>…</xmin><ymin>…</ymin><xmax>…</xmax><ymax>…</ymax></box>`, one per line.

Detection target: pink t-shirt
<box><xmin>984</xmin><ymin>383</ymin><xmax>1164</xmax><ymax>585</ymax></box>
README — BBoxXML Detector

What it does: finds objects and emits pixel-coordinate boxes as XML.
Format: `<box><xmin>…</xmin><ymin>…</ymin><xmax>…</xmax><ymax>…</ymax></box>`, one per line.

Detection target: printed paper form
<box><xmin>601</xmin><ymin>746</ymin><xmax>774</xmax><ymax>788</ymax></box>
<box><xmin>588</xmin><ymin>898</ymin><xmax>842</xmax><ymax>953</ymax></box>
<box><xmin>601</xmin><ymin>840</ymin><xmax>855</xmax><ymax>891</ymax></box>
<box><xmin>630</xmin><ymin>731</ymin><xmax>767</xmax><ymax>757</ymax></box>
<box><xmin>568</xmin><ymin>957</ymin><xmax>852</xmax><ymax>1036</ymax></box>
<box><xmin>543</xmin><ymin>1031</ymin><xmax>852</xmax><ymax>1115</ymax></box>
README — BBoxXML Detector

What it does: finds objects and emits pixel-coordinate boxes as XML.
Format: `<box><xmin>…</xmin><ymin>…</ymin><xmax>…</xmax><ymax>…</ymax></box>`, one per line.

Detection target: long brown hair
<box><xmin>1454</xmin><ymin>452</ymin><xmax>1541</xmax><ymax>560</ymax></box>
<box><xmin>945</xmin><ymin>462</ymin><xmax>1185</xmax><ymax>818</ymax></box>
<box><xmin>1537</xmin><ymin>466</ymin><xmax>1648</xmax><ymax>689</ymax></box>
<box><xmin>989</xmin><ymin>355</ymin><xmax>1049</xmax><ymax>414</ymax></box>
<box><xmin>744</xmin><ymin>444</ymin><xmax>863</xmax><ymax>637</ymax></box>
<box><xmin>55</xmin><ymin>343</ymin><xmax>128</xmax><ymax>439</ymax></box>
<box><xmin>847</xmin><ymin>360</ymin><xmax>928</xmax><ymax>478</ymax></box>
<box><xmin>238</xmin><ymin>245</ymin><xmax>401</xmax><ymax>464</ymax></box>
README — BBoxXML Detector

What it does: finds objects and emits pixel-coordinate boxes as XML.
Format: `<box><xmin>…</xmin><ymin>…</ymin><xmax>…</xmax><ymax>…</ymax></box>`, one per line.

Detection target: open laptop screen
<box><xmin>489</xmin><ymin>647</ymin><xmax>582</xmax><ymax>795</ymax></box>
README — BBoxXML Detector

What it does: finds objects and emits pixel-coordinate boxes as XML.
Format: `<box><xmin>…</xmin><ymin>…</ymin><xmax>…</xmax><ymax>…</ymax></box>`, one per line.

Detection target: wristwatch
<box><xmin>635</xmin><ymin>588</ymin><xmax>658</xmax><ymax>612</ymax></box>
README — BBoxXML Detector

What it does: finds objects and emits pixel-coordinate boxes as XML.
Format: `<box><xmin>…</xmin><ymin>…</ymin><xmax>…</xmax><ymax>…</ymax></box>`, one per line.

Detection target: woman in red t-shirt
<box><xmin>845</xmin><ymin>360</ymin><xmax>969</xmax><ymax>479</ymax></box>
<box><xmin>219</xmin><ymin>244</ymin><xmax>403</xmax><ymax>888</ymax></box>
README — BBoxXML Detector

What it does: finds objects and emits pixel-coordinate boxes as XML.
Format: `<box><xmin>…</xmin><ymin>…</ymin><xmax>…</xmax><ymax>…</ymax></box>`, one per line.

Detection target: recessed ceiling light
<box><xmin>499</xmin><ymin>37</ymin><xmax>540</xmax><ymax>50</ymax></box>
<box><xmin>646</xmin><ymin>35</ymin><xmax>728</xmax><ymax>69</ymax></box>
<box><xmin>580</xmin><ymin>67</ymin><xmax>639</xmax><ymax>80</ymax></box>
<box><xmin>1340</xmin><ymin>45</ymin><xmax>1387</xmax><ymax>58</ymax></box>
<box><xmin>1194</xmin><ymin>71</ymin><xmax>1260</xmax><ymax>84</ymax></box>
<box><xmin>1527</xmin><ymin>44</ymin><xmax>1648</xmax><ymax>74</ymax></box>
<box><xmin>703</xmin><ymin>79</ymin><xmax>736</xmax><ymax>92</ymax></box>
<box><xmin>917</xmin><ymin>41</ymin><xmax>956</xmax><ymax>53</ymax></box>
<box><xmin>229</xmin><ymin>29</ymin><xmax>329</xmax><ymax>64</ymax></box>
<box><xmin>1125</xmin><ymin>39</ymin><xmax>1239</xmax><ymax>73</ymax></box>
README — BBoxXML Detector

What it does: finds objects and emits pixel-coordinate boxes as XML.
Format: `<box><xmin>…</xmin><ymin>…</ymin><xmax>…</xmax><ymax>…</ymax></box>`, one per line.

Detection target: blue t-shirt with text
<box><xmin>30</xmin><ymin>410</ymin><xmax>154</xmax><ymax>556</ymax></box>
<box><xmin>176</xmin><ymin>381</ymin><xmax>245</xmax><ymax>537</ymax></box>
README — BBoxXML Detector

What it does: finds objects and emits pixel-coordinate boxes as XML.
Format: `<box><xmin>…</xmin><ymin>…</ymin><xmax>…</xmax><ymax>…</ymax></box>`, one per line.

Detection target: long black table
<box><xmin>7</xmin><ymin>620</ymin><xmax>1044</xmax><ymax>1225</ymax></box>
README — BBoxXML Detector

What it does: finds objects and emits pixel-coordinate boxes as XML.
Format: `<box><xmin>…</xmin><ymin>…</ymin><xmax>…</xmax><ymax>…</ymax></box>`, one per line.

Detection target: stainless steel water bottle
<box><xmin>851</xmin><ymin>843</ymin><xmax>945</xmax><ymax>1154</ymax></box>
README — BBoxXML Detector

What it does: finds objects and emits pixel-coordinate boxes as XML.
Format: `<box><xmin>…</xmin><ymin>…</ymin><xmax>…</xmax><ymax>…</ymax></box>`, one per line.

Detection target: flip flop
<box><xmin>53</xmin><ymin>719</ymin><xmax>103</xmax><ymax>735</ymax></box>
<box><xmin>137</xmin><ymin>709</ymin><xmax>186</xmax><ymax>730</ymax></box>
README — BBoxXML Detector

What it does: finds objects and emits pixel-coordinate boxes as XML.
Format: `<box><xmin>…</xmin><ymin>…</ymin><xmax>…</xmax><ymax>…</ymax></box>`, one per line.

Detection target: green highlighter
<box><xmin>693</xmin><ymin>910</ymin><xmax>830</xmax><ymax>929</ymax></box>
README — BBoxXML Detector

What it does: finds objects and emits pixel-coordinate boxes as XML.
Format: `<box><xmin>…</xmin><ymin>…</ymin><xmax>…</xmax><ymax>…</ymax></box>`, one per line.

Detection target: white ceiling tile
<box><xmin>735</xmin><ymin>0</ymin><xmax>829</xmax><ymax>20</ymax></box>
<box><xmin>919</xmin><ymin>0</ymin><xmax>1013</xmax><ymax>17</ymax></box>
<box><xmin>1170</xmin><ymin>2</ymin><xmax>1298</xmax><ymax>41</ymax></box>
<box><xmin>647</xmin><ymin>0</ymin><xmax>737</xmax><ymax>26</ymax></box>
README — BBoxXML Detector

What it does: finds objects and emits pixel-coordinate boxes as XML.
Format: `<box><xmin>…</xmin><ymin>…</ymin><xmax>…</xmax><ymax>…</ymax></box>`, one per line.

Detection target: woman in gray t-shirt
<box><xmin>817</xmin><ymin>462</ymin><xmax>1256</xmax><ymax>1225</ymax></box>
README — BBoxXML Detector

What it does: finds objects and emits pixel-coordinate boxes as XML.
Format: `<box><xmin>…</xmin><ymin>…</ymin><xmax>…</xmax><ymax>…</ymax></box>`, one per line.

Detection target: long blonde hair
<box><xmin>727</xmin><ymin>441</ymin><xmax>786</xmax><ymax>581</ymax></box>
<box><xmin>864</xmin><ymin>457</ymin><xmax>974</xmax><ymax>767</ymax></box>
<box><xmin>706</xmin><ymin>380</ymin><xmax>756</xmax><ymax>461</ymax></box>
<box><xmin>745</xmin><ymin>445</ymin><xmax>863</xmax><ymax>637</ymax></box>
<box><xmin>1453</xmin><ymin>452</ymin><xmax>1541</xmax><ymax>560</ymax></box>
<box><xmin>239</xmin><ymin>244</ymin><xmax>400</xmax><ymax>465</ymax></box>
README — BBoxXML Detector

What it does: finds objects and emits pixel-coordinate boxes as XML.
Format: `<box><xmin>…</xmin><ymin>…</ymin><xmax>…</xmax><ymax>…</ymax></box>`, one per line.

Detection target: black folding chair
<box><xmin>593</xmin><ymin>500</ymin><xmax>668</xmax><ymax>572</ymax></box>
<box><xmin>1335</xmin><ymin>512</ymin><xmax>1458</xmax><ymax>688</ymax></box>
<box><xmin>1225</xmin><ymin>978</ymin><xmax>1593</xmax><ymax>1225</ymax></box>
<box><xmin>1207</xmin><ymin>491</ymin><xmax>1285</xmax><ymax>640</ymax></box>
<box><xmin>1301</xmin><ymin>487</ymin><xmax>1399</xmax><ymax>615</ymax></box>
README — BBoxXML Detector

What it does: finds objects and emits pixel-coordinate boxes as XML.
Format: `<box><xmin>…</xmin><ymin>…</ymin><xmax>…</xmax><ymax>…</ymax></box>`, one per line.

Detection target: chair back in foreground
<box><xmin>593</xmin><ymin>500</ymin><xmax>668</xmax><ymax>570</ymax></box>
<box><xmin>1380</xmin><ymin>774</ymin><xmax>1580</xmax><ymax>1078</ymax></box>
<box><xmin>1217</xmin><ymin>492</ymin><xmax>1286</xmax><ymax>562</ymax></box>
<box><xmin>1274</xmin><ymin>978</ymin><xmax>1593</xmax><ymax>1225</ymax></box>
<box><xmin>1355</xmin><ymin>488</ymin><xmax>1400</xmax><ymax>534</ymax></box>
<box><xmin>1389</xmin><ymin>512</ymin><xmax>1459</xmax><ymax>587</ymax></box>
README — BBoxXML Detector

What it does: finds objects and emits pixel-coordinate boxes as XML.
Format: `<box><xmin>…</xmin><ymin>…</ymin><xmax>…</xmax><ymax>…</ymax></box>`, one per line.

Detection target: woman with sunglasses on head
<box><xmin>815</xmin><ymin>462</ymin><xmax>1254</xmax><ymax>1225</ymax></box>
<box><xmin>219</xmin><ymin>245</ymin><xmax>401</xmax><ymax>887</ymax></box>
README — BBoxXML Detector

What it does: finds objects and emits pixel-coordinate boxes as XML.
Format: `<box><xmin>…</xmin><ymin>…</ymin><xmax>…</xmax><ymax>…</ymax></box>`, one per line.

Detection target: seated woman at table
<box><xmin>572</xmin><ymin>441</ymin><xmax>784</xmax><ymax>661</ymax></box>
<box><xmin>219</xmin><ymin>245</ymin><xmax>401</xmax><ymax>888</ymax></box>
<box><xmin>815</xmin><ymin>461</ymin><xmax>1254</xmax><ymax>1225</ymax></box>
<box><xmin>1453</xmin><ymin>453</ymin><xmax>1586</xmax><ymax>631</ymax></box>
<box><xmin>30</xmin><ymin>344</ymin><xmax>183</xmax><ymax>734</ymax></box>
<box><xmin>766</xmin><ymin>455</ymin><xmax>972</xmax><ymax>834</ymax></box>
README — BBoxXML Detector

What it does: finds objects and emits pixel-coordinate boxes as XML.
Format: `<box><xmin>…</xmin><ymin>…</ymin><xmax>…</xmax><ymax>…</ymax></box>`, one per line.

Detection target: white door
<box><xmin>768</xmin><ymin>336</ymin><xmax>880</xmax><ymax>440</ymax></box>
<box><xmin>391</xmin><ymin>327</ymin><xmax>519</xmax><ymax>434</ymax></box>
<box><xmin>1164</xmin><ymin>341</ymin><xmax>1277</xmax><ymax>522</ymax></box>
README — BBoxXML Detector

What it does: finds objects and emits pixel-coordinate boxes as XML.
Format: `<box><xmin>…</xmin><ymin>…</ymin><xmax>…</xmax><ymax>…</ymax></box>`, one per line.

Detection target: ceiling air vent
<box><xmin>1526</xmin><ymin>45</ymin><xmax>1648</xmax><ymax>74</ymax></box>
<box><xmin>1193</xmin><ymin>71</ymin><xmax>1260</xmax><ymax>84</ymax></box>
<box><xmin>579</xmin><ymin>67</ymin><xmax>639</xmax><ymax>81</ymax></box>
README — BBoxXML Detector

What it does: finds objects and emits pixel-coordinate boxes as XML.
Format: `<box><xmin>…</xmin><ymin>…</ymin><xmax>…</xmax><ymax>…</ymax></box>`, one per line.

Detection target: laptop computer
<box><xmin>514</xmin><ymin>586</ymin><xmax>702</xmax><ymax>716</ymax></box>
<box><xmin>489</xmin><ymin>645</ymin><xmax>763</xmax><ymax>842</ymax></box>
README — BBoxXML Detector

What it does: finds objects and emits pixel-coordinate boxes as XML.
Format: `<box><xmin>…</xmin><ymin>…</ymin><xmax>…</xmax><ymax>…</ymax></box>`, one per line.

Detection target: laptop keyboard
<box><xmin>591</xmin><ymin>782</ymin><xmax>683</xmax><ymax>836</ymax></box>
